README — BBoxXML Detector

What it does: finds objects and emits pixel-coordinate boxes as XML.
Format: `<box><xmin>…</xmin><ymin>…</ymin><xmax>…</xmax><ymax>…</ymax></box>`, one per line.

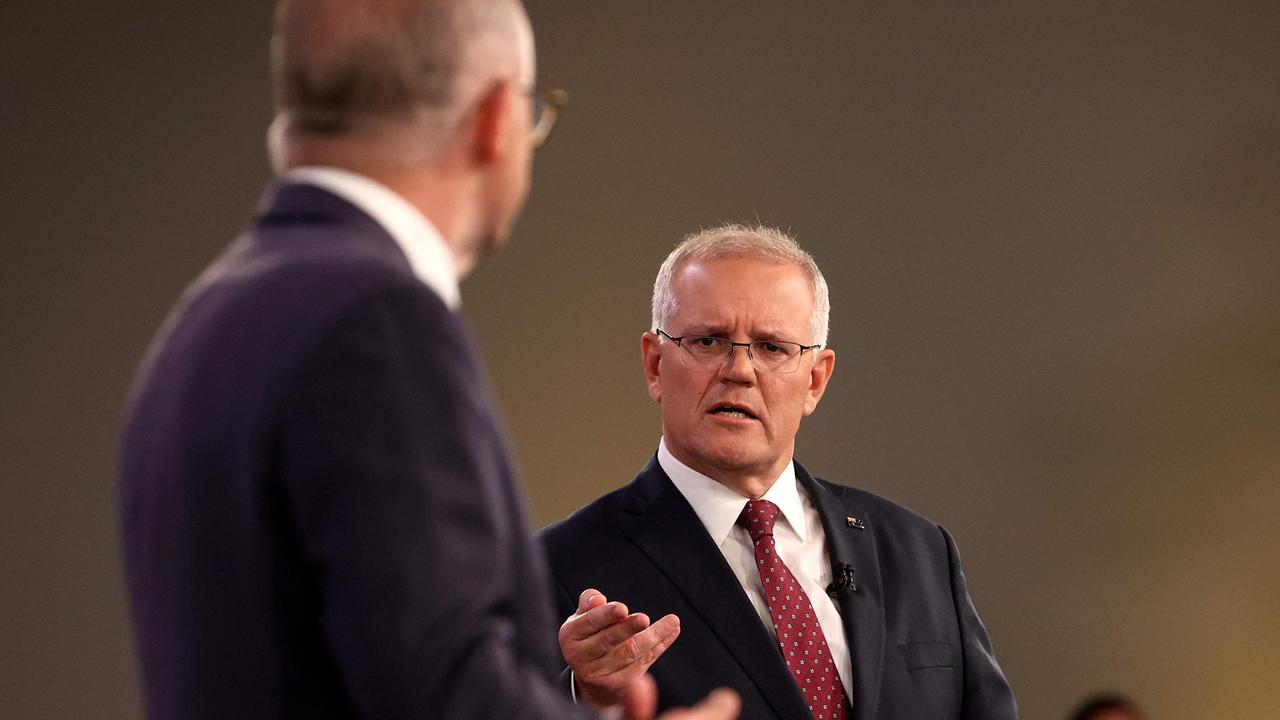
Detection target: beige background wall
<box><xmin>2</xmin><ymin>1</ymin><xmax>1277</xmax><ymax>718</ymax></box>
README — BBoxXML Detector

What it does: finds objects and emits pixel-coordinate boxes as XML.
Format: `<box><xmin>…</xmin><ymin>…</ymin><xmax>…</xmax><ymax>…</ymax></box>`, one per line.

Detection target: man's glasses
<box><xmin>655</xmin><ymin>329</ymin><xmax>821</xmax><ymax>374</ymax></box>
<box><xmin>529</xmin><ymin>86</ymin><xmax>568</xmax><ymax>147</ymax></box>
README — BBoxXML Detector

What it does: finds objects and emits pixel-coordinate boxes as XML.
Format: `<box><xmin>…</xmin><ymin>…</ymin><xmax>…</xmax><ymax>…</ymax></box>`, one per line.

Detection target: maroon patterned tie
<box><xmin>738</xmin><ymin>499</ymin><xmax>850</xmax><ymax>720</ymax></box>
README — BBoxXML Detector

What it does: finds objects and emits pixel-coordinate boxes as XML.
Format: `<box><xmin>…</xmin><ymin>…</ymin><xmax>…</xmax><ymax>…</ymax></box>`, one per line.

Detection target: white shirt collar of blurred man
<box><xmin>284</xmin><ymin>166</ymin><xmax>461</xmax><ymax>312</ymax></box>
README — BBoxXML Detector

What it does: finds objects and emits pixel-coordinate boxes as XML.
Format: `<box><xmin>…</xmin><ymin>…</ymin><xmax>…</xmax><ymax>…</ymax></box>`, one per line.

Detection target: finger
<box><xmin>593</xmin><ymin>611</ymin><xmax>651</xmax><ymax>650</ymax></box>
<box><xmin>621</xmin><ymin>673</ymin><xmax>657</xmax><ymax>720</ymax></box>
<box><xmin>598</xmin><ymin>614</ymin><xmax>680</xmax><ymax>674</ymax></box>
<box><xmin>576</xmin><ymin>587</ymin><xmax>607</xmax><ymax>616</ymax></box>
<box><xmin>659</xmin><ymin>688</ymin><xmax>741</xmax><ymax>720</ymax></box>
<box><xmin>561</xmin><ymin>601</ymin><xmax>630</xmax><ymax>640</ymax></box>
<box><xmin>568</xmin><ymin>612</ymin><xmax>651</xmax><ymax>664</ymax></box>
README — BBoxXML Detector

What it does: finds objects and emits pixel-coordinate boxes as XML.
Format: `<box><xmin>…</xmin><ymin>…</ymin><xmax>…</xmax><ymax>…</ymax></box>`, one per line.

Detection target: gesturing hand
<box><xmin>623</xmin><ymin>674</ymin><xmax>740</xmax><ymax>720</ymax></box>
<box><xmin>558</xmin><ymin>588</ymin><xmax>682</xmax><ymax>710</ymax></box>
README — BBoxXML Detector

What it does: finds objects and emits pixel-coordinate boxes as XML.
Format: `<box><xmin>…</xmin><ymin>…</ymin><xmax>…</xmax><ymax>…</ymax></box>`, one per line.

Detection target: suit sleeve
<box><xmin>548</xmin><ymin>572</ymin><xmax>579</xmax><ymax>628</ymax></box>
<box><xmin>278</xmin><ymin>285</ymin><xmax>594</xmax><ymax>720</ymax></box>
<box><xmin>548</xmin><ymin>573</ymin><xmax>579</xmax><ymax>696</ymax></box>
<box><xmin>941</xmin><ymin>526</ymin><xmax>1019</xmax><ymax>720</ymax></box>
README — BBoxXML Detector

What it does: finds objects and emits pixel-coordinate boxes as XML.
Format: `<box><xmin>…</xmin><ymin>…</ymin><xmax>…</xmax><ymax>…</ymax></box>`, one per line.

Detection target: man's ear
<box><xmin>471</xmin><ymin>81</ymin><xmax>515</xmax><ymax>164</ymax></box>
<box><xmin>802</xmin><ymin>347</ymin><xmax>836</xmax><ymax>416</ymax></box>
<box><xmin>641</xmin><ymin>331</ymin><xmax>663</xmax><ymax>404</ymax></box>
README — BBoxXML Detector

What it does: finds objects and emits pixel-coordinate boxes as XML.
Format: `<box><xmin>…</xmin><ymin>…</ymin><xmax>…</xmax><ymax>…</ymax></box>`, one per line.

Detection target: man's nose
<box><xmin>718</xmin><ymin>343</ymin><xmax>757</xmax><ymax>381</ymax></box>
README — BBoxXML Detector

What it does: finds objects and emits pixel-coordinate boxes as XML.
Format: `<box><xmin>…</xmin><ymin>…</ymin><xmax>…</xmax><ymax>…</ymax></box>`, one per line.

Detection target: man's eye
<box><xmin>694</xmin><ymin>337</ymin><xmax>720</xmax><ymax>348</ymax></box>
<box><xmin>758</xmin><ymin>342</ymin><xmax>786</xmax><ymax>355</ymax></box>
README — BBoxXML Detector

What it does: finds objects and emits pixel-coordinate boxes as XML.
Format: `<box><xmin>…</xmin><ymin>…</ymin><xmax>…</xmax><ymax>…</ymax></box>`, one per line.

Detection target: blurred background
<box><xmin>2</xmin><ymin>1</ymin><xmax>1277</xmax><ymax>718</ymax></box>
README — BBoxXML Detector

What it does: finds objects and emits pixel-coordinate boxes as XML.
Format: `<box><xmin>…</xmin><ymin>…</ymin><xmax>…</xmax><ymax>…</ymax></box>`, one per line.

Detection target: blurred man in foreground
<box><xmin>541</xmin><ymin>224</ymin><xmax>1017</xmax><ymax>719</ymax></box>
<box><xmin>118</xmin><ymin>2</ymin><xmax>736</xmax><ymax>719</ymax></box>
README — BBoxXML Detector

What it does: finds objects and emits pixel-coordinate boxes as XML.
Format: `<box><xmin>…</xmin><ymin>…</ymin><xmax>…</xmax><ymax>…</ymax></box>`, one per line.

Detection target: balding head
<box><xmin>269</xmin><ymin>0</ymin><xmax>532</xmax><ymax>168</ymax></box>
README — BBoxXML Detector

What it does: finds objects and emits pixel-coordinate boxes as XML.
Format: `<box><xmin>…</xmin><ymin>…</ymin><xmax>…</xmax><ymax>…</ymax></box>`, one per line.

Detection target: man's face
<box><xmin>642</xmin><ymin>257</ymin><xmax>836</xmax><ymax>491</ymax></box>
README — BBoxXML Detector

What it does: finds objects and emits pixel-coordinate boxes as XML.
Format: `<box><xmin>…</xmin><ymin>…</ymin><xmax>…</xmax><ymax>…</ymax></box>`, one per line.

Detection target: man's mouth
<box><xmin>710</xmin><ymin>405</ymin><xmax>759</xmax><ymax>420</ymax></box>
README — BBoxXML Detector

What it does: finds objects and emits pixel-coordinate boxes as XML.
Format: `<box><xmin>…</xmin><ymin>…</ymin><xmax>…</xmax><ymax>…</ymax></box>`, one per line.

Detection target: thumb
<box><xmin>576</xmin><ymin>587</ymin><xmax>606</xmax><ymax>616</ymax></box>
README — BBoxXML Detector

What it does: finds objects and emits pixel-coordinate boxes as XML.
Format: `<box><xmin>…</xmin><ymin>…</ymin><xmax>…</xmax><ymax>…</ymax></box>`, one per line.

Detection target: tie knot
<box><xmin>737</xmin><ymin>499</ymin><xmax>780</xmax><ymax>542</ymax></box>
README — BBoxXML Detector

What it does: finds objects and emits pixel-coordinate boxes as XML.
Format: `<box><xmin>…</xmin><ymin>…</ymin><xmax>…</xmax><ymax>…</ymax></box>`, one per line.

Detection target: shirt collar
<box><xmin>283</xmin><ymin>166</ymin><xmax>461</xmax><ymax>311</ymax></box>
<box><xmin>657</xmin><ymin>437</ymin><xmax>807</xmax><ymax>545</ymax></box>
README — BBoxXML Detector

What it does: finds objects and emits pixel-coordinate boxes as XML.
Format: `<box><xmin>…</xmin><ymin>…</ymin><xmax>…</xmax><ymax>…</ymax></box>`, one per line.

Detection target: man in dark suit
<box><xmin>117</xmin><ymin>2</ymin><xmax>737</xmax><ymax>719</ymax></box>
<box><xmin>540</xmin><ymin>225</ymin><xmax>1017</xmax><ymax>719</ymax></box>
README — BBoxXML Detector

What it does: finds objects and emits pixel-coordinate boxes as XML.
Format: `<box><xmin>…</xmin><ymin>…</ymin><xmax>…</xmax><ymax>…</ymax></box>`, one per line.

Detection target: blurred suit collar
<box><xmin>283</xmin><ymin>166</ymin><xmax>460</xmax><ymax>311</ymax></box>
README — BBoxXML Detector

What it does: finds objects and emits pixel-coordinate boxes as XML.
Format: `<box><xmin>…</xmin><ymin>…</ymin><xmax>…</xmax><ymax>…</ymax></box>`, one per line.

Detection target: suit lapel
<box><xmin>620</xmin><ymin>458</ymin><xmax>813</xmax><ymax>720</ymax></box>
<box><xmin>798</xmin><ymin>464</ymin><xmax>885</xmax><ymax>720</ymax></box>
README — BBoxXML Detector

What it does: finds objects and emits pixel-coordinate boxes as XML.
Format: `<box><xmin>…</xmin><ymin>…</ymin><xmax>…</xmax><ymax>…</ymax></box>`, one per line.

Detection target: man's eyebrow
<box><xmin>678</xmin><ymin>325</ymin><xmax>800</xmax><ymax>342</ymax></box>
<box><xmin>749</xmin><ymin>328</ymin><xmax>796</xmax><ymax>342</ymax></box>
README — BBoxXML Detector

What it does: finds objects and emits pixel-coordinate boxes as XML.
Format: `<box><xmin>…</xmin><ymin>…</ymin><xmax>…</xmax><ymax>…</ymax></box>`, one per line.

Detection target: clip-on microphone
<box><xmin>825</xmin><ymin>562</ymin><xmax>856</xmax><ymax>598</ymax></box>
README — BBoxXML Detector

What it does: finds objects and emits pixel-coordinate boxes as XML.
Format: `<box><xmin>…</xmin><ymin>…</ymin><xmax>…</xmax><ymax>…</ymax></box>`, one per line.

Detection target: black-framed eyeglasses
<box><xmin>655</xmin><ymin>329</ymin><xmax>822</xmax><ymax>374</ymax></box>
<box><xmin>528</xmin><ymin>85</ymin><xmax>568</xmax><ymax>147</ymax></box>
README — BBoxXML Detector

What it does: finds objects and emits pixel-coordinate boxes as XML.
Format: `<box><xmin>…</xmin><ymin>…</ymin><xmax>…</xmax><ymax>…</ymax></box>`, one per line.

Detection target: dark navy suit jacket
<box><xmin>119</xmin><ymin>183</ymin><xmax>591</xmax><ymax>719</ymax></box>
<box><xmin>539</xmin><ymin>457</ymin><xmax>1017</xmax><ymax>720</ymax></box>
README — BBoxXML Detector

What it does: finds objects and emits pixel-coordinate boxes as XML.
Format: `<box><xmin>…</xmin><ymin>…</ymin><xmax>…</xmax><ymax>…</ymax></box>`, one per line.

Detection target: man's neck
<box><xmin>661</xmin><ymin>441</ymin><xmax>792</xmax><ymax>500</ymax></box>
<box><xmin>375</xmin><ymin>168</ymin><xmax>479</xmax><ymax>277</ymax></box>
<box><xmin>716</xmin><ymin>470</ymin><xmax>786</xmax><ymax>501</ymax></box>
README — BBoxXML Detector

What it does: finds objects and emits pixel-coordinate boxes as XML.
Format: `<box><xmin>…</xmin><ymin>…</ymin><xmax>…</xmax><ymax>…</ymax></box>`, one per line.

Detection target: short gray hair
<box><xmin>271</xmin><ymin>0</ymin><xmax>526</xmax><ymax>161</ymax></box>
<box><xmin>651</xmin><ymin>224</ymin><xmax>831</xmax><ymax>347</ymax></box>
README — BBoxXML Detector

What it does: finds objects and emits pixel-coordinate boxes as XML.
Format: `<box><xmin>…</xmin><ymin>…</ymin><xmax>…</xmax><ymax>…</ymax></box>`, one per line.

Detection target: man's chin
<box><xmin>691</xmin><ymin>442</ymin><xmax>769</xmax><ymax>477</ymax></box>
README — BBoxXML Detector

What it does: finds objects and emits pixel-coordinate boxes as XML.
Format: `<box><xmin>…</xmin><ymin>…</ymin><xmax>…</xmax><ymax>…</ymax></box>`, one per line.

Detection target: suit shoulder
<box><xmin>812</xmin><ymin>476</ymin><xmax>943</xmax><ymax>535</ymax></box>
<box><xmin>808</xmin><ymin>476</ymin><xmax>963</xmax><ymax>578</ymax></box>
<box><xmin>186</xmin><ymin>225</ymin><xmax>453</xmax><ymax>345</ymax></box>
<box><xmin>213</xmin><ymin>225</ymin><xmax>420</xmax><ymax>307</ymax></box>
<box><xmin>132</xmin><ymin>226</ymin><xmax>457</xmax><ymax>417</ymax></box>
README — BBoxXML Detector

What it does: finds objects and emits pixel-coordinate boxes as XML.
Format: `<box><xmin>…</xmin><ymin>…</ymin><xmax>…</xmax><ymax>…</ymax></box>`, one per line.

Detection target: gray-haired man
<box><xmin>542</xmin><ymin>224</ymin><xmax>1017</xmax><ymax>719</ymax></box>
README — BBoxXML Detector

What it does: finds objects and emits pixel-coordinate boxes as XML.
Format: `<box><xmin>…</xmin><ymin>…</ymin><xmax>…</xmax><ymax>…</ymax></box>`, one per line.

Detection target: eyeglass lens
<box><xmin>679</xmin><ymin>337</ymin><xmax>806</xmax><ymax>373</ymax></box>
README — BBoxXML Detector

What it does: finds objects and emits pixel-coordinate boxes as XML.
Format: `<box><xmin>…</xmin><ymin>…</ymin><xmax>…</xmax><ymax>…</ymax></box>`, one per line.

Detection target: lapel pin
<box><xmin>846</xmin><ymin>515</ymin><xmax>865</xmax><ymax>529</ymax></box>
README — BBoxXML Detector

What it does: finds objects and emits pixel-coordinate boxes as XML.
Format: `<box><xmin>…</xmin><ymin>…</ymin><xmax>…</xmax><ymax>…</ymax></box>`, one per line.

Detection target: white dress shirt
<box><xmin>283</xmin><ymin>166</ymin><xmax>461</xmax><ymax>311</ymax></box>
<box><xmin>658</xmin><ymin>438</ymin><xmax>853</xmax><ymax>700</ymax></box>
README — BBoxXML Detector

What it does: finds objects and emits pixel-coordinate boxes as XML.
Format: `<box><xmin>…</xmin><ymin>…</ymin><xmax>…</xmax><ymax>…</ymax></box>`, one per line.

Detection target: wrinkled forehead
<box><xmin>669</xmin><ymin>257</ymin><xmax>815</xmax><ymax>336</ymax></box>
